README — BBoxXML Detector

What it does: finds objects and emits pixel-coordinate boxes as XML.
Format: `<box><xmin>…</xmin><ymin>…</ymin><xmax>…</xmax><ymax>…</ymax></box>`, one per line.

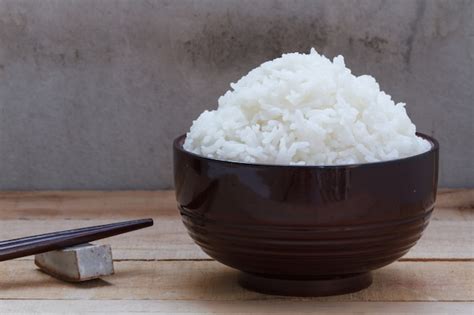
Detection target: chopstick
<box><xmin>0</xmin><ymin>218</ymin><xmax>153</xmax><ymax>262</ymax></box>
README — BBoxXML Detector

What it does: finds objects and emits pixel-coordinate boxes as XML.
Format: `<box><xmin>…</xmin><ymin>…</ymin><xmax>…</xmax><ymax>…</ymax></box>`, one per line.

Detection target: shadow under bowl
<box><xmin>173</xmin><ymin>133</ymin><xmax>439</xmax><ymax>296</ymax></box>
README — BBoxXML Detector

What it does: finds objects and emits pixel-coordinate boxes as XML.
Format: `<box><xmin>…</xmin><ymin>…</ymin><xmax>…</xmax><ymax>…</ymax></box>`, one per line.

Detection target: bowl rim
<box><xmin>173</xmin><ymin>132</ymin><xmax>439</xmax><ymax>169</ymax></box>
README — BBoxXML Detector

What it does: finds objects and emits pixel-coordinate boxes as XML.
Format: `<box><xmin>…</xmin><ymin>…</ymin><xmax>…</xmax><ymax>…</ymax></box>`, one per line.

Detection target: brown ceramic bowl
<box><xmin>173</xmin><ymin>133</ymin><xmax>439</xmax><ymax>296</ymax></box>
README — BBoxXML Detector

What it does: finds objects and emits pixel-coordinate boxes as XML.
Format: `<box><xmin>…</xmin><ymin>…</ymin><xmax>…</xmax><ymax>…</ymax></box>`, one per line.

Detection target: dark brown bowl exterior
<box><xmin>173</xmin><ymin>133</ymin><xmax>438</xmax><ymax>286</ymax></box>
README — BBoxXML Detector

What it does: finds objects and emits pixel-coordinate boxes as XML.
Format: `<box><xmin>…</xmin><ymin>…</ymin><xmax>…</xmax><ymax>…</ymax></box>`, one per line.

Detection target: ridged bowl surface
<box><xmin>173</xmin><ymin>133</ymin><xmax>439</xmax><ymax>278</ymax></box>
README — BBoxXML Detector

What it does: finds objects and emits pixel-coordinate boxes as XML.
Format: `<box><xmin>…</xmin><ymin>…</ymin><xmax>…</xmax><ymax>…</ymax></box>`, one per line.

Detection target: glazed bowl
<box><xmin>173</xmin><ymin>133</ymin><xmax>439</xmax><ymax>296</ymax></box>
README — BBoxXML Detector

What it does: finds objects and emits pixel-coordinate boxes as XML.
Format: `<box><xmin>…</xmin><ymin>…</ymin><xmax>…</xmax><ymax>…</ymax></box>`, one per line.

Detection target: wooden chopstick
<box><xmin>0</xmin><ymin>220</ymin><xmax>150</xmax><ymax>247</ymax></box>
<box><xmin>0</xmin><ymin>222</ymin><xmax>120</xmax><ymax>246</ymax></box>
<box><xmin>0</xmin><ymin>218</ymin><xmax>153</xmax><ymax>262</ymax></box>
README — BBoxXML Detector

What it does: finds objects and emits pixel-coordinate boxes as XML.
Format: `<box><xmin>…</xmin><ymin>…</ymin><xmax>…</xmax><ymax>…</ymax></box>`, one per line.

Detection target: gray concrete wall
<box><xmin>0</xmin><ymin>0</ymin><xmax>472</xmax><ymax>190</ymax></box>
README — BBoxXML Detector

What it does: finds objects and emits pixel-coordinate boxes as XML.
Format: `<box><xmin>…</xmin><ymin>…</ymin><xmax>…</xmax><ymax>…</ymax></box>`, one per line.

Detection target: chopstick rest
<box><xmin>35</xmin><ymin>243</ymin><xmax>114</xmax><ymax>282</ymax></box>
<box><xmin>0</xmin><ymin>219</ymin><xmax>153</xmax><ymax>282</ymax></box>
<box><xmin>0</xmin><ymin>219</ymin><xmax>153</xmax><ymax>262</ymax></box>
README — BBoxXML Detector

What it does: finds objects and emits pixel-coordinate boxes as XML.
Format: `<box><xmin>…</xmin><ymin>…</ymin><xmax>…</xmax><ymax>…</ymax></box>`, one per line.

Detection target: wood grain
<box><xmin>0</xmin><ymin>189</ymin><xmax>471</xmax><ymax>219</ymax></box>
<box><xmin>0</xmin><ymin>301</ymin><xmax>472</xmax><ymax>314</ymax></box>
<box><xmin>0</xmin><ymin>191</ymin><xmax>167</xmax><ymax>219</ymax></box>
<box><xmin>0</xmin><ymin>260</ymin><xmax>472</xmax><ymax>302</ymax></box>
<box><xmin>436</xmin><ymin>189</ymin><xmax>474</xmax><ymax>209</ymax></box>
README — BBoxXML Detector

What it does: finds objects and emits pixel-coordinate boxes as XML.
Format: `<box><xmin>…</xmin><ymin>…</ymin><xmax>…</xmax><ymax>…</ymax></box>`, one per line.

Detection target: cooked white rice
<box><xmin>183</xmin><ymin>49</ymin><xmax>431</xmax><ymax>165</ymax></box>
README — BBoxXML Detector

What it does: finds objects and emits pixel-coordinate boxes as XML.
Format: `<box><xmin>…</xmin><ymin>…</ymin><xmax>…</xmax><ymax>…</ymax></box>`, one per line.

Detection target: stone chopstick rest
<box><xmin>35</xmin><ymin>243</ymin><xmax>114</xmax><ymax>282</ymax></box>
<box><xmin>0</xmin><ymin>218</ymin><xmax>153</xmax><ymax>262</ymax></box>
<box><xmin>0</xmin><ymin>219</ymin><xmax>153</xmax><ymax>282</ymax></box>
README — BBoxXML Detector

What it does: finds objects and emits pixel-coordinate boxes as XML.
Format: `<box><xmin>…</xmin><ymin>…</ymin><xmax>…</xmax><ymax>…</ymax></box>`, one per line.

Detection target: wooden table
<box><xmin>0</xmin><ymin>189</ymin><xmax>472</xmax><ymax>314</ymax></box>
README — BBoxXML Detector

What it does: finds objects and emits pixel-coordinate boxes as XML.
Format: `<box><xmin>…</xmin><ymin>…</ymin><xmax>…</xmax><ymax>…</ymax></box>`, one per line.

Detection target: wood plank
<box><xmin>0</xmin><ymin>300</ymin><xmax>472</xmax><ymax>314</ymax></box>
<box><xmin>436</xmin><ymin>189</ymin><xmax>474</xmax><ymax>209</ymax></box>
<box><xmin>0</xmin><ymin>260</ymin><xmax>472</xmax><ymax>302</ymax></box>
<box><xmin>0</xmin><ymin>191</ymin><xmax>167</xmax><ymax>219</ymax></box>
<box><xmin>0</xmin><ymin>189</ymin><xmax>471</xmax><ymax>220</ymax></box>
<box><xmin>404</xmin><ymin>219</ymin><xmax>473</xmax><ymax>260</ymax></box>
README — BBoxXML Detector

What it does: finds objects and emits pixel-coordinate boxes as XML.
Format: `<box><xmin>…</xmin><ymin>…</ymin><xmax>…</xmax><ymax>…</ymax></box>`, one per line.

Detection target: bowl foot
<box><xmin>238</xmin><ymin>272</ymin><xmax>372</xmax><ymax>297</ymax></box>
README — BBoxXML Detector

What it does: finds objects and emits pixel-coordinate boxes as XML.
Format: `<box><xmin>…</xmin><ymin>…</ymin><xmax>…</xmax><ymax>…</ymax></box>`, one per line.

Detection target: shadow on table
<box><xmin>0</xmin><ymin>268</ymin><xmax>114</xmax><ymax>291</ymax></box>
<box><xmin>181</xmin><ymin>262</ymin><xmax>423</xmax><ymax>301</ymax></box>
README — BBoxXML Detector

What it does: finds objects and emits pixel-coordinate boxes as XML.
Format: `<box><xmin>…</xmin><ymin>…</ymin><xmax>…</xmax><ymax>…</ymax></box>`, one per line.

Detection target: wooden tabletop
<box><xmin>0</xmin><ymin>189</ymin><xmax>472</xmax><ymax>314</ymax></box>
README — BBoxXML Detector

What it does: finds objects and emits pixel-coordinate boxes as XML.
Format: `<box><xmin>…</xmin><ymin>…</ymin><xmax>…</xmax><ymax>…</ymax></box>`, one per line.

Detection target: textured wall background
<box><xmin>0</xmin><ymin>0</ymin><xmax>472</xmax><ymax>189</ymax></box>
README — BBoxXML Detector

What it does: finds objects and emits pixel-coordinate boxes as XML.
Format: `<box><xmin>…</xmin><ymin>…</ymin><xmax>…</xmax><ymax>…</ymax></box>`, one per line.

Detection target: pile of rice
<box><xmin>183</xmin><ymin>49</ymin><xmax>431</xmax><ymax>165</ymax></box>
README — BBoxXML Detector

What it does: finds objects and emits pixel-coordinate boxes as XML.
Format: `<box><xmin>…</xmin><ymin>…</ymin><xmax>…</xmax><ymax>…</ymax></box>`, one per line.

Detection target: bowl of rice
<box><xmin>173</xmin><ymin>49</ymin><xmax>439</xmax><ymax>296</ymax></box>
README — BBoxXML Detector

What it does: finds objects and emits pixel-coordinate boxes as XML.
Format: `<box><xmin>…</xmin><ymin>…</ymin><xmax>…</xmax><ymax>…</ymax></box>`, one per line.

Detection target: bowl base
<box><xmin>238</xmin><ymin>272</ymin><xmax>372</xmax><ymax>297</ymax></box>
